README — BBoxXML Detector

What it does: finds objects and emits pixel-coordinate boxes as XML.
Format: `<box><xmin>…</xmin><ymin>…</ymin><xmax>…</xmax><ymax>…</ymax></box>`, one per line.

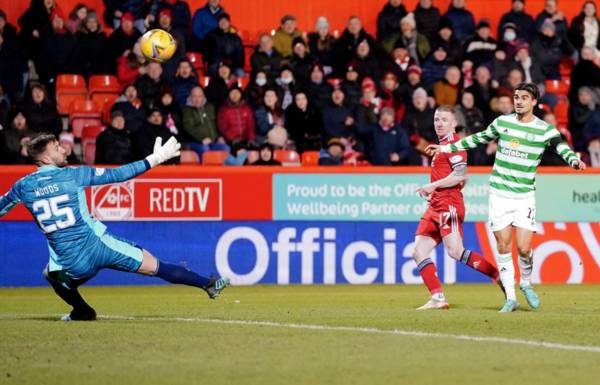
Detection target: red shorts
<box><xmin>415</xmin><ymin>203</ymin><xmax>465</xmax><ymax>244</ymax></box>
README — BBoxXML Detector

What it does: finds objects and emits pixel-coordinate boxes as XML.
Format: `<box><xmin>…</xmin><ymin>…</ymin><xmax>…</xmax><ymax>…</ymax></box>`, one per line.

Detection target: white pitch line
<box><xmin>2</xmin><ymin>313</ymin><xmax>599</xmax><ymax>354</ymax></box>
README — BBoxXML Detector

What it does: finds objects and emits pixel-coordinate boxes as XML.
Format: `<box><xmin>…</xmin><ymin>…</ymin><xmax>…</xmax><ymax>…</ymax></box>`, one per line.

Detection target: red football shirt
<box><xmin>428</xmin><ymin>133</ymin><xmax>467</xmax><ymax>210</ymax></box>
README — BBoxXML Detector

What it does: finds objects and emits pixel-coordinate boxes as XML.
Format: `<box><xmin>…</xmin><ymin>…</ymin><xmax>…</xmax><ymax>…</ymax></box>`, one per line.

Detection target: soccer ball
<box><xmin>139</xmin><ymin>29</ymin><xmax>177</xmax><ymax>63</ymax></box>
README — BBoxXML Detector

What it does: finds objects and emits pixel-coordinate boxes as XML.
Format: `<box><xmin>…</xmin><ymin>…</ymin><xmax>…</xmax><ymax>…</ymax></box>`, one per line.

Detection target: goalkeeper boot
<box><xmin>499</xmin><ymin>299</ymin><xmax>519</xmax><ymax>313</ymax></box>
<box><xmin>204</xmin><ymin>277</ymin><xmax>230</xmax><ymax>299</ymax></box>
<box><xmin>520</xmin><ymin>284</ymin><xmax>540</xmax><ymax>310</ymax></box>
<box><xmin>60</xmin><ymin>307</ymin><xmax>97</xmax><ymax>321</ymax></box>
<box><xmin>416</xmin><ymin>297</ymin><xmax>450</xmax><ymax>310</ymax></box>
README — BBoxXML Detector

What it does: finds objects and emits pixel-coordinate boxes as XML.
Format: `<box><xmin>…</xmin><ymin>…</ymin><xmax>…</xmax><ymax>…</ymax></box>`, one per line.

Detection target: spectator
<box><xmin>463</xmin><ymin>19</ymin><xmax>497</xmax><ymax>67</ymax></box>
<box><xmin>371</xmin><ymin>106</ymin><xmax>414</xmax><ymax>165</ymax></box>
<box><xmin>494</xmin><ymin>94</ymin><xmax>514</xmax><ymax>116</ymax></box>
<box><xmin>191</xmin><ymin>0</ymin><xmax>224</xmax><ymax>52</ymax></box>
<box><xmin>171</xmin><ymin>59</ymin><xmax>197</xmax><ymax>108</ymax></box>
<box><xmin>322</xmin><ymin>86</ymin><xmax>357</xmax><ymax>139</ymax></box>
<box><xmin>432</xmin><ymin>17</ymin><xmax>463</xmax><ymax>65</ymax></box>
<box><xmin>245</xmin><ymin>71</ymin><xmax>269</xmax><ymax>109</ymax></box>
<box><xmin>0</xmin><ymin>85</ymin><xmax>8</xmax><ymax>128</ymax></box>
<box><xmin>414</xmin><ymin>0</ymin><xmax>441</xmax><ymax>42</ymax></box>
<box><xmin>399</xmin><ymin>64</ymin><xmax>425</xmax><ymax>105</ymax></box>
<box><xmin>18</xmin><ymin>0</ymin><xmax>56</xmax><ymax>62</ymax></box>
<box><xmin>106</xmin><ymin>12</ymin><xmax>142</xmax><ymax>73</ymax></box>
<box><xmin>386</xmin><ymin>39</ymin><xmax>417</xmax><ymax>84</ymax></box>
<box><xmin>531</xmin><ymin>17</ymin><xmax>575</xmax><ymax>80</ymax></box>
<box><xmin>251</xmin><ymin>34</ymin><xmax>284</xmax><ymax>83</ymax></box>
<box><xmin>433</xmin><ymin>66</ymin><xmax>462</xmax><ymax>106</ymax></box>
<box><xmin>377</xmin><ymin>0</ymin><xmax>407</xmax><ymax>42</ymax></box>
<box><xmin>154</xmin><ymin>8</ymin><xmax>186</xmax><ymax>82</ymax></box>
<box><xmin>466</xmin><ymin>65</ymin><xmax>497</xmax><ymax>124</ymax></box>
<box><xmin>274</xmin><ymin>67</ymin><xmax>296</xmax><ymax>110</ymax></box>
<box><xmin>0</xmin><ymin>111</ymin><xmax>30</xmax><ymax>164</ymax></box>
<box><xmin>254</xmin><ymin>88</ymin><xmax>285</xmax><ymax>143</ymax></box>
<box><xmin>380</xmin><ymin>72</ymin><xmax>405</xmax><ymax>122</ymax></box>
<box><xmin>341</xmin><ymin>65</ymin><xmax>362</xmax><ymax>107</ymax></box>
<box><xmin>95</xmin><ymin>110</ymin><xmax>134</xmax><ymax>164</ymax></box>
<box><xmin>333</xmin><ymin>16</ymin><xmax>377</xmax><ymax>75</ymax></box>
<box><xmin>492</xmin><ymin>49</ymin><xmax>512</xmax><ymax>86</ymax></box>
<box><xmin>389</xmin><ymin>13</ymin><xmax>430</xmax><ymax>64</ymax></box>
<box><xmin>111</xmin><ymin>84</ymin><xmax>145</xmax><ymax>132</ymax></box>
<box><xmin>569</xmin><ymin>46</ymin><xmax>600</xmax><ymax>103</ymax></box>
<box><xmin>498</xmin><ymin>67</ymin><xmax>524</xmax><ymax>97</ymax></box>
<box><xmin>285</xmin><ymin>91</ymin><xmax>324</xmax><ymax>152</ymax></box>
<box><xmin>223</xmin><ymin>139</ymin><xmax>249</xmax><ymax>165</ymax></box>
<box><xmin>569</xmin><ymin>1</ymin><xmax>600</xmax><ymax>51</ymax></box>
<box><xmin>218</xmin><ymin>85</ymin><xmax>256</xmax><ymax>142</ymax></box>
<box><xmin>536</xmin><ymin>0</ymin><xmax>569</xmax><ymax>40</ymax></box>
<box><xmin>290</xmin><ymin>37</ymin><xmax>314</xmax><ymax>85</ymax></box>
<box><xmin>103</xmin><ymin>0</ymin><xmax>158</xmax><ymax>32</ymax></box>
<box><xmin>318</xmin><ymin>137</ymin><xmax>345</xmax><ymax>165</ymax></box>
<box><xmin>135</xmin><ymin>62</ymin><xmax>170</xmax><ymax>108</ymax></box>
<box><xmin>20</xmin><ymin>83</ymin><xmax>61</xmax><ymax>136</ymax></box>
<box><xmin>356</xmin><ymin>77</ymin><xmax>383</xmax><ymax>134</ymax></box>
<box><xmin>58</xmin><ymin>132</ymin><xmax>80</xmax><ymax>164</ymax></box>
<box><xmin>353</xmin><ymin>38</ymin><xmax>383</xmax><ymax>82</ymax></box>
<box><xmin>422</xmin><ymin>45</ymin><xmax>449</xmax><ymax>88</ymax></box>
<box><xmin>443</xmin><ymin>0</ymin><xmax>476</xmax><ymax>42</ymax></box>
<box><xmin>38</xmin><ymin>8</ymin><xmax>80</xmax><ymax>86</ymax></box>
<box><xmin>205</xmin><ymin>62</ymin><xmax>235</xmax><ymax>108</ymax></box>
<box><xmin>250</xmin><ymin>142</ymin><xmax>281</xmax><ymax>165</ymax></box>
<box><xmin>307</xmin><ymin>16</ymin><xmax>336</xmax><ymax>71</ymax></box>
<box><xmin>583</xmin><ymin>109</ymin><xmax>600</xmax><ymax>167</ymax></box>
<box><xmin>512</xmin><ymin>42</ymin><xmax>545</xmax><ymax>86</ymax></box>
<box><xmin>205</xmin><ymin>13</ymin><xmax>244</xmax><ymax>76</ymax></box>
<box><xmin>455</xmin><ymin>91</ymin><xmax>484</xmax><ymax>134</ymax></box>
<box><xmin>498</xmin><ymin>0</ymin><xmax>536</xmax><ymax>42</ymax></box>
<box><xmin>66</xmin><ymin>3</ymin><xmax>87</xmax><ymax>34</ymax></box>
<box><xmin>273</xmin><ymin>15</ymin><xmax>302</xmax><ymax>59</ymax></box>
<box><xmin>116</xmin><ymin>41</ymin><xmax>147</xmax><ymax>86</ymax></box>
<box><xmin>132</xmin><ymin>108</ymin><xmax>177</xmax><ymax>162</ymax></box>
<box><xmin>154</xmin><ymin>0</ymin><xmax>191</xmax><ymax>40</ymax></box>
<box><xmin>304</xmin><ymin>64</ymin><xmax>333</xmax><ymax>111</ymax></box>
<box><xmin>76</xmin><ymin>11</ymin><xmax>108</xmax><ymax>77</ymax></box>
<box><xmin>569</xmin><ymin>86</ymin><xmax>597</xmax><ymax>151</ymax></box>
<box><xmin>0</xmin><ymin>12</ymin><xmax>27</xmax><ymax>101</ymax></box>
<box><xmin>499</xmin><ymin>22</ymin><xmax>525</xmax><ymax>59</ymax></box>
<box><xmin>403</xmin><ymin>87</ymin><xmax>436</xmax><ymax>143</ymax></box>
<box><xmin>265</xmin><ymin>124</ymin><xmax>288</xmax><ymax>149</ymax></box>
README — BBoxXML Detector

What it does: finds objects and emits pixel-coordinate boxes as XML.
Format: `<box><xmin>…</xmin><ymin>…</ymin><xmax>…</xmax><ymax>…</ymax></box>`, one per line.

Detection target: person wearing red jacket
<box><xmin>217</xmin><ymin>86</ymin><xmax>256</xmax><ymax>143</ymax></box>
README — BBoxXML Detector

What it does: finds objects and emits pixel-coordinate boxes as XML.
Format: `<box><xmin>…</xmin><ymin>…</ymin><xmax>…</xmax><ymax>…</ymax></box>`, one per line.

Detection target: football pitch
<box><xmin>1</xmin><ymin>284</ymin><xmax>600</xmax><ymax>385</ymax></box>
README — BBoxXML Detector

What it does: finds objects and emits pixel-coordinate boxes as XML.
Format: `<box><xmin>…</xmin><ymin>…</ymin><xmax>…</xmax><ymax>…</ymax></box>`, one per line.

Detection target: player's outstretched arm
<box><xmin>425</xmin><ymin>121</ymin><xmax>500</xmax><ymax>156</ymax></box>
<box><xmin>0</xmin><ymin>183</ymin><xmax>22</xmax><ymax>218</ymax></box>
<box><xmin>548</xmin><ymin>131</ymin><xmax>586</xmax><ymax>170</ymax></box>
<box><xmin>76</xmin><ymin>137</ymin><xmax>181</xmax><ymax>186</ymax></box>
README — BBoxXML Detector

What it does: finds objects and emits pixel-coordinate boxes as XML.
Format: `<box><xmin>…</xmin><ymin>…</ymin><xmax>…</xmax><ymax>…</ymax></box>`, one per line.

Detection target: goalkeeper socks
<box><xmin>519</xmin><ymin>250</ymin><xmax>534</xmax><ymax>286</ymax></box>
<box><xmin>496</xmin><ymin>252</ymin><xmax>516</xmax><ymax>301</ymax></box>
<box><xmin>417</xmin><ymin>258</ymin><xmax>444</xmax><ymax>296</ymax></box>
<box><xmin>156</xmin><ymin>261</ymin><xmax>211</xmax><ymax>288</ymax></box>
<box><xmin>459</xmin><ymin>249</ymin><xmax>499</xmax><ymax>280</ymax></box>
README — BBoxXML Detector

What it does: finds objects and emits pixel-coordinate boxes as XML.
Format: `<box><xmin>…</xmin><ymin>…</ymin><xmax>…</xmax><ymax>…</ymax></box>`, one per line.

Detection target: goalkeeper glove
<box><xmin>146</xmin><ymin>137</ymin><xmax>181</xmax><ymax>168</ymax></box>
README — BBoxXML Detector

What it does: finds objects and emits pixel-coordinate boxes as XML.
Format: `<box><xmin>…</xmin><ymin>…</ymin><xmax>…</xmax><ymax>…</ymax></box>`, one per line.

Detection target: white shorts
<box><xmin>488</xmin><ymin>193</ymin><xmax>537</xmax><ymax>232</ymax></box>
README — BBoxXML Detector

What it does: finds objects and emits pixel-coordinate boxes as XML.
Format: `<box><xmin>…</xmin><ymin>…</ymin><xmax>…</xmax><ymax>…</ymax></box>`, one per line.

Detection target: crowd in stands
<box><xmin>0</xmin><ymin>0</ymin><xmax>599</xmax><ymax>167</ymax></box>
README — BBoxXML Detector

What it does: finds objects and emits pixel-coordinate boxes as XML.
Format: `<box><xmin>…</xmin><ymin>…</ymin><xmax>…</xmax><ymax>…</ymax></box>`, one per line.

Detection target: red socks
<box><xmin>417</xmin><ymin>258</ymin><xmax>443</xmax><ymax>295</ymax></box>
<box><xmin>460</xmin><ymin>249</ymin><xmax>499</xmax><ymax>280</ymax></box>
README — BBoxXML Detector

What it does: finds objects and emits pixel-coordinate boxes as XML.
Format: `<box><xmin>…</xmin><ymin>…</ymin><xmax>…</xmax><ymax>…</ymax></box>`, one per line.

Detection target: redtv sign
<box><xmin>91</xmin><ymin>179</ymin><xmax>222</xmax><ymax>220</ymax></box>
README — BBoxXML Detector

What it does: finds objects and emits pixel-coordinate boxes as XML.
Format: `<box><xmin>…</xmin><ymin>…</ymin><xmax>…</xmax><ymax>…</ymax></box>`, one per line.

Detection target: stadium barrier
<box><xmin>1</xmin><ymin>166</ymin><xmax>599</xmax><ymax>286</ymax></box>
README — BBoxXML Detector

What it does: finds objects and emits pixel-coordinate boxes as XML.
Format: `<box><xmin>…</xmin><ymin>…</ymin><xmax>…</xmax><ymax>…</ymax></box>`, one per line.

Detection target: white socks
<box><xmin>432</xmin><ymin>292</ymin><xmax>446</xmax><ymax>302</ymax></box>
<box><xmin>496</xmin><ymin>252</ymin><xmax>516</xmax><ymax>301</ymax></box>
<box><xmin>519</xmin><ymin>250</ymin><xmax>533</xmax><ymax>287</ymax></box>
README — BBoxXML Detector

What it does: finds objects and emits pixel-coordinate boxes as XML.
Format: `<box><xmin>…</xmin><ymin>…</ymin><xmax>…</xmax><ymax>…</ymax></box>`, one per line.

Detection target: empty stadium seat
<box><xmin>81</xmin><ymin>126</ymin><xmax>105</xmax><ymax>165</ymax></box>
<box><xmin>545</xmin><ymin>79</ymin><xmax>569</xmax><ymax>97</ymax></box>
<box><xmin>56</xmin><ymin>74</ymin><xmax>88</xmax><ymax>115</ymax></box>
<box><xmin>186</xmin><ymin>52</ymin><xmax>204</xmax><ymax>73</ymax></box>
<box><xmin>554</xmin><ymin>100</ymin><xmax>569</xmax><ymax>125</ymax></box>
<box><xmin>274</xmin><ymin>150</ymin><xmax>301</xmax><ymax>166</ymax></box>
<box><xmin>237</xmin><ymin>76</ymin><xmax>250</xmax><ymax>90</ymax></box>
<box><xmin>202</xmin><ymin>150</ymin><xmax>229</xmax><ymax>165</ymax></box>
<box><xmin>89</xmin><ymin>75</ymin><xmax>120</xmax><ymax>95</ymax></box>
<box><xmin>69</xmin><ymin>100</ymin><xmax>103</xmax><ymax>138</ymax></box>
<box><xmin>301</xmin><ymin>151</ymin><xmax>320</xmax><ymax>165</ymax></box>
<box><xmin>180</xmin><ymin>150</ymin><xmax>200</xmax><ymax>164</ymax></box>
<box><xmin>199</xmin><ymin>74</ymin><xmax>211</xmax><ymax>88</ymax></box>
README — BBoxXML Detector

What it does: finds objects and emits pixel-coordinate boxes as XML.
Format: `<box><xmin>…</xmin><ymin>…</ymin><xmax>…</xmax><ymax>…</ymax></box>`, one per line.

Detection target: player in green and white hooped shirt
<box><xmin>425</xmin><ymin>83</ymin><xmax>586</xmax><ymax>313</ymax></box>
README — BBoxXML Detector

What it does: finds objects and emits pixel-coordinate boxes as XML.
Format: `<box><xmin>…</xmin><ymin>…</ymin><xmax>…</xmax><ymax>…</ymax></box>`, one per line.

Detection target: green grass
<box><xmin>2</xmin><ymin>284</ymin><xmax>600</xmax><ymax>385</ymax></box>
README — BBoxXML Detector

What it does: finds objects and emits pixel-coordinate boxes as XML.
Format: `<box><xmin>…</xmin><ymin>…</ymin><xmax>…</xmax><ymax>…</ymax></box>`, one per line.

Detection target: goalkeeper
<box><xmin>0</xmin><ymin>134</ymin><xmax>230</xmax><ymax>321</ymax></box>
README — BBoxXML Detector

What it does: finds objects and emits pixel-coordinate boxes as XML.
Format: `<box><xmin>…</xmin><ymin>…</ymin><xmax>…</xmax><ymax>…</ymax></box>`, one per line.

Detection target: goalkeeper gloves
<box><xmin>146</xmin><ymin>137</ymin><xmax>181</xmax><ymax>168</ymax></box>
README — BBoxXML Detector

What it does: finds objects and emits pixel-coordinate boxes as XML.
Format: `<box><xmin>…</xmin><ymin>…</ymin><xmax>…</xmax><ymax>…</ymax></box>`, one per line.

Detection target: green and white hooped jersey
<box><xmin>440</xmin><ymin>113</ymin><xmax>579</xmax><ymax>199</ymax></box>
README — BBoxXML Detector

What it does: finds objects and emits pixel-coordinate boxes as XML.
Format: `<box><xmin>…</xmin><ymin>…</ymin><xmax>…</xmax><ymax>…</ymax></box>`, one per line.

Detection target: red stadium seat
<box><xmin>301</xmin><ymin>151</ymin><xmax>320</xmax><ymax>165</ymax></box>
<box><xmin>69</xmin><ymin>100</ymin><xmax>103</xmax><ymax>138</ymax></box>
<box><xmin>202</xmin><ymin>150</ymin><xmax>229</xmax><ymax>165</ymax></box>
<box><xmin>274</xmin><ymin>150</ymin><xmax>300</xmax><ymax>165</ymax></box>
<box><xmin>554</xmin><ymin>100</ymin><xmax>569</xmax><ymax>125</ymax></box>
<box><xmin>92</xmin><ymin>93</ymin><xmax>120</xmax><ymax>118</ymax></box>
<box><xmin>198</xmin><ymin>74</ymin><xmax>211</xmax><ymax>88</ymax></box>
<box><xmin>559</xmin><ymin>57</ymin><xmax>575</xmax><ymax>78</ymax></box>
<box><xmin>56</xmin><ymin>74</ymin><xmax>88</xmax><ymax>115</ymax></box>
<box><xmin>239</xmin><ymin>29</ymin><xmax>252</xmax><ymax>45</ymax></box>
<box><xmin>186</xmin><ymin>52</ymin><xmax>204</xmax><ymax>73</ymax></box>
<box><xmin>89</xmin><ymin>75</ymin><xmax>120</xmax><ymax>95</ymax></box>
<box><xmin>81</xmin><ymin>126</ymin><xmax>105</xmax><ymax>165</ymax></box>
<box><xmin>237</xmin><ymin>76</ymin><xmax>250</xmax><ymax>90</ymax></box>
<box><xmin>180</xmin><ymin>150</ymin><xmax>200</xmax><ymax>164</ymax></box>
<box><xmin>545</xmin><ymin>79</ymin><xmax>569</xmax><ymax>97</ymax></box>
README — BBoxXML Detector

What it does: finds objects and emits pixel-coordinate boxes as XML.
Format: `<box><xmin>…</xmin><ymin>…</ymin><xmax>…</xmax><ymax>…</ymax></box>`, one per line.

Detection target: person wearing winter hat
<box><xmin>217</xmin><ymin>85</ymin><xmax>256</xmax><ymax>143</ymax></box>
<box><xmin>498</xmin><ymin>0</ymin><xmax>537</xmax><ymax>41</ymax></box>
<box><xmin>308</xmin><ymin>16</ymin><xmax>336</xmax><ymax>71</ymax></box>
<box><xmin>273</xmin><ymin>14</ymin><xmax>302</xmax><ymax>58</ymax></box>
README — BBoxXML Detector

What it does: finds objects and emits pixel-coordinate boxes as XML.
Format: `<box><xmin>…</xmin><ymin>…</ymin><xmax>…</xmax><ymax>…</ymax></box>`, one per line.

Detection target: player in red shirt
<box><xmin>413</xmin><ymin>105</ymin><xmax>500</xmax><ymax>310</ymax></box>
